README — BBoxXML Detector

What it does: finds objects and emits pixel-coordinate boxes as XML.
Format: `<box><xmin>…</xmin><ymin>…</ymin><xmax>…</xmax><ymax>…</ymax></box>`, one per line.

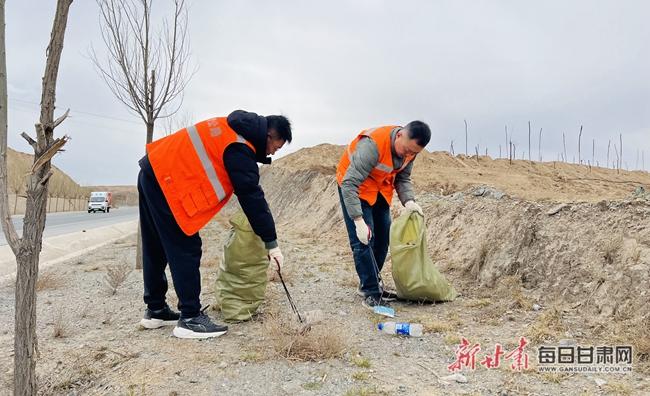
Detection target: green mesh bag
<box><xmin>390</xmin><ymin>212</ymin><xmax>457</xmax><ymax>302</ymax></box>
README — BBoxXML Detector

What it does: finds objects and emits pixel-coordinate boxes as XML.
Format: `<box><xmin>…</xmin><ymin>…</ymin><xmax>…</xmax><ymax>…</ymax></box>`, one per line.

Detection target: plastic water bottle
<box><xmin>377</xmin><ymin>322</ymin><xmax>423</xmax><ymax>337</ymax></box>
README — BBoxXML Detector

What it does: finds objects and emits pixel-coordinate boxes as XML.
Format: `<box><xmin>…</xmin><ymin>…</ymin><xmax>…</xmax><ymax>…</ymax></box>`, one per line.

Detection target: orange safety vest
<box><xmin>336</xmin><ymin>126</ymin><xmax>414</xmax><ymax>206</ymax></box>
<box><xmin>146</xmin><ymin>117</ymin><xmax>256</xmax><ymax>235</ymax></box>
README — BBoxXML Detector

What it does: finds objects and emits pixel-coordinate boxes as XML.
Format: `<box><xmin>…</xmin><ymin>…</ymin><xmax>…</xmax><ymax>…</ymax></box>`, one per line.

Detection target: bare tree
<box><xmin>91</xmin><ymin>0</ymin><xmax>193</xmax><ymax>269</ymax></box>
<box><xmin>0</xmin><ymin>1</ymin><xmax>73</xmax><ymax>393</ymax></box>
<box><xmin>577</xmin><ymin>125</ymin><xmax>583</xmax><ymax>165</ymax></box>
<box><xmin>91</xmin><ymin>0</ymin><xmax>193</xmax><ymax>144</ymax></box>
<box><xmin>619</xmin><ymin>133</ymin><xmax>623</xmax><ymax>171</ymax></box>
<box><xmin>528</xmin><ymin>121</ymin><xmax>532</xmax><ymax>161</ymax></box>
<box><xmin>592</xmin><ymin>139</ymin><xmax>595</xmax><ymax>169</ymax></box>
<box><xmin>464</xmin><ymin>119</ymin><xmax>468</xmax><ymax>156</ymax></box>
<box><xmin>607</xmin><ymin>139</ymin><xmax>611</xmax><ymax>168</ymax></box>
<box><xmin>162</xmin><ymin>109</ymin><xmax>194</xmax><ymax>136</ymax></box>
<box><xmin>504</xmin><ymin>125</ymin><xmax>508</xmax><ymax>159</ymax></box>
<box><xmin>538</xmin><ymin>128</ymin><xmax>542</xmax><ymax>162</ymax></box>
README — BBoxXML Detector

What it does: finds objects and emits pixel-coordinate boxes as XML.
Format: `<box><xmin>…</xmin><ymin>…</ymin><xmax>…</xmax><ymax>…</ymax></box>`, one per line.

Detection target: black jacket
<box><xmin>223</xmin><ymin>110</ymin><xmax>277</xmax><ymax>249</ymax></box>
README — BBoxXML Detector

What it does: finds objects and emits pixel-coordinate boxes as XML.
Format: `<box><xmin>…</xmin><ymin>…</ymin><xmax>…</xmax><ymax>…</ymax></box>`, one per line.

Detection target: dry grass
<box><xmin>351</xmin><ymin>371</ymin><xmax>369</xmax><ymax>381</ymax></box>
<box><xmin>538</xmin><ymin>372</ymin><xmax>569</xmax><ymax>384</ymax></box>
<box><xmin>40</xmin><ymin>359</ymin><xmax>97</xmax><ymax>394</ymax></box>
<box><xmin>352</xmin><ymin>356</ymin><xmax>371</xmax><ymax>368</ymax></box>
<box><xmin>602</xmin><ymin>235</ymin><xmax>623</xmax><ymax>264</ymax></box>
<box><xmin>603</xmin><ymin>382</ymin><xmax>633</xmax><ymax>396</ymax></box>
<box><xmin>240</xmin><ymin>351</ymin><xmax>264</xmax><ymax>363</ymax></box>
<box><xmin>444</xmin><ymin>333</ymin><xmax>461</xmax><ymax>345</ymax></box>
<box><xmin>627</xmin><ymin>240</ymin><xmax>642</xmax><ymax>264</ymax></box>
<box><xmin>104</xmin><ymin>264</ymin><xmax>132</xmax><ymax>295</ymax></box>
<box><xmin>468</xmin><ymin>238</ymin><xmax>490</xmax><ymax>278</ymax></box>
<box><xmin>526</xmin><ymin>306</ymin><xmax>566</xmax><ymax>343</ymax></box>
<box><xmin>52</xmin><ymin>308</ymin><xmax>68</xmax><ymax>339</ymax></box>
<box><xmin>36</xmin><ymin>271</ymin><xmax>64</xmax><ymax>291</ymax></box>
<box><xmin>464</xmin><ymin>298</ymin><xmax>492</xmax><ymax>308</ymax></box>
<box><xmin>410</xmin><ymin>312</ymin><xmax>461</xmax><ymax>334</ymax></box>
<box><xmin>344</xmin><ymin>386</ymin><xmax>387</xmax><ymax>396</ymax></box>
<box><xmin>302</xmin><ymin>381</ymin><xmax>324</xmax><ymax>391</ymax></box>
<box><xmin>264</xmin><ymin>313</ymin><xmax>346</xmax><ymax>361</ymax></box>
<box><xmin>608</xmin><ymin>315</ymin><xmax>650</xmax><ymax>374</ymax></box>
<box><xmin>491</xmin><ymin>275</ymin><xmax>533</xmax><ymax>311</ymax></box>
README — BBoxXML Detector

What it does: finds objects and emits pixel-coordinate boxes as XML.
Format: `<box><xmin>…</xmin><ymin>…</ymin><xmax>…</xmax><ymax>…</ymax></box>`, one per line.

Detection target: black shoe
<box><xmin>172</xmin><ymin>313</ymin><xmax>228</xmax><ymax>339</ymax></box>
<box><xmin>381</xmin><ymin>289</ymin><xmax>399</xmax><ymax>302</ymax></box>
<box><xmin>362</xmin><ymin>295</ymin><xmax>390</xmax><ymax>311</ymax></box>
<box><xmin>140</xmin><ymin>305</ymin><xmax>180</xmax><ymax>329</ymax></box>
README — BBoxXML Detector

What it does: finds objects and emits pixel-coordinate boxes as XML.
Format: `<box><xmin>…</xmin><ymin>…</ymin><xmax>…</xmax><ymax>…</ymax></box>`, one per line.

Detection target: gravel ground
<box><xmin>0</xmin><ymin>213</ymin><xmax>648</xmax><ymax>395</ymax></box>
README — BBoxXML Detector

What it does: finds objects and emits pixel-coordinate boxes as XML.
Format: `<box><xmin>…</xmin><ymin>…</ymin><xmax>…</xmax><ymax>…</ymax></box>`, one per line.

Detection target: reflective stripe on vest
<box><xmin>374</xmin><ymin>162</ymin><xmax>393</xmax><ymax>172</ymax></box>
<box><xmin>187</xmin><ymin>124</ymin><xmax>227</xmax><ymax>201</ymax></box>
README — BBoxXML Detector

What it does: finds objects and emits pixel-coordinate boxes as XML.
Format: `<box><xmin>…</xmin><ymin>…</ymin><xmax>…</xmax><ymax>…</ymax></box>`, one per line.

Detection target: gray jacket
<box><xmin>340</xmin><ymin>127</ymin><xmax>415</xmax><ymax>218</ymax></box>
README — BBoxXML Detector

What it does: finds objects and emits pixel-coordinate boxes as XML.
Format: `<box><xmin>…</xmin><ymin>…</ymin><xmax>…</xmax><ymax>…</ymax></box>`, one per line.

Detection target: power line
<box><xmin>10</xmin><ymin>106</ymin><xmax>139</xmax><ymax>136</ymax></box>
<box><xmin>9</xmin><ymin>97</ymin><xmax>142</xmax><ymax>125</ymax></box>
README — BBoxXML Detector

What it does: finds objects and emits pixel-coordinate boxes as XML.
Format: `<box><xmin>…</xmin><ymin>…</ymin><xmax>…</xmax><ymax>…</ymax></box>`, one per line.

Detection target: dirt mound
<box><xmin>274</xmin><ymin>145</ymin><xmax>650</xmax><ymax>202</ymax></box>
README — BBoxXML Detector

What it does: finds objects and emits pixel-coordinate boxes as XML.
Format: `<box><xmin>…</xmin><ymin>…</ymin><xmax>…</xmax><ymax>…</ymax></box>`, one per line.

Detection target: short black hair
<box><xmin>266</xmin><ymin>115</ymin><xmax>292</xmax><ymax>143</ymax></box>
<box><xmin>405</xmin><ymin>120</ymin><xmax>431</xmax><ymax>147</ymax></box>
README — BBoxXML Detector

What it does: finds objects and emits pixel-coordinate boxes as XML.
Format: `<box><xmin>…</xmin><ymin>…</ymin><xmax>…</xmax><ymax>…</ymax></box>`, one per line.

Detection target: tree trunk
<box><xmin>13</xmin><ymin>192</ymin><xmax>17</xmax><ymax>214</ymax></box>
<box><xmin>11</xmin><ymin>1</ymin><xmax>73</xmax><ymax>394</ymax></box>
<box><xmin>14</xmin><ymin>180</ymin><xmax>48</xmax><ymax>395</ymax></box>
<box><xmin>136</xmin><ymin>121</ymin><xmax>155</xmax><ymax>270</ymax></box>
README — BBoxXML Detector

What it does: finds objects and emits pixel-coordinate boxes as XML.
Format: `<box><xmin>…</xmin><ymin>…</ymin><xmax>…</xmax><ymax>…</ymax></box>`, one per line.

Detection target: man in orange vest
<box><xmin>336</xmin><ymin>121</ymin><xmax>430</xmax><ymax>310</ymax></box>
<box><xmin>137</xmin><ymin>110</ymin><xmax>291</xmax><ymax>339</ymax></box>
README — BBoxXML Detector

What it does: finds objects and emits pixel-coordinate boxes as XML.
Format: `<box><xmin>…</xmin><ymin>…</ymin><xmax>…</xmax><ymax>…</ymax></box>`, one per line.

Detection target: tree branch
<box><xmin>20</xmin><ymin>132</ymin><xmax>37</xmax><ymax>149</ymax></box>
<box><xmin>30</xmin><ymin>135</ymin><xmax>69</xmax><ymax>175</ymax></box>
<box><xmin>52</xmin><ymin>108</ymin><xmax>70</xmax><ymax>129</ymax></box>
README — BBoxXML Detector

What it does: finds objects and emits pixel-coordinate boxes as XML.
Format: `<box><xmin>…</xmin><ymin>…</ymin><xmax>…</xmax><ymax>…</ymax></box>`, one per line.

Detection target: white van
<box><xmin>88</xmin><ymin>191</ymin><xmax>112</xmax><ymax>213</ymax></box>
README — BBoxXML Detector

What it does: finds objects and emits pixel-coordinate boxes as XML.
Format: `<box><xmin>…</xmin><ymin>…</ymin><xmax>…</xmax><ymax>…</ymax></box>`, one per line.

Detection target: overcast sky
<box><xmin>5</xmin><ymin>1</ymin><xmax>650</xmax><ymax>185</ymax></box>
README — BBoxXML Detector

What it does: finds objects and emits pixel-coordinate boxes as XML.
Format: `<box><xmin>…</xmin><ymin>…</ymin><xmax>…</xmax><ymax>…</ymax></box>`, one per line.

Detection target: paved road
<box><xmin>0</xmin><ymin>206</ymin><xmax>139</xmax><ymax>246</ymax></box>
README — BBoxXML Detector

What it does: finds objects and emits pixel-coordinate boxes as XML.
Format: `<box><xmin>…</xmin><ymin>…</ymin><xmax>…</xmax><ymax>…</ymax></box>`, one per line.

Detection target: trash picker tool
<box><xmin>368</xmin><ymin>247</ymin><xmax>395</xmax><ymax>318</ymax></box>
<box><xmin>273</xmin><ymin>258</ymin><xmax>304</xmax><ymax>323</ymax></box>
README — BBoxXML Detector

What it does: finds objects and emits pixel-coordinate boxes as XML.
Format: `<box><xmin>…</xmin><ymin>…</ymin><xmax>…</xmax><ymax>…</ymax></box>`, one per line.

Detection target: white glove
<box><xmin>268</xmin><ymin>247</ymin><xmax>283</xmax><ymax>271</ymax></box>
<box><xmin>404</xmin><ymin>200</ymin><xmax>424</xmax><ymax>216</ymax></box>
<box><xmin>354</xmin><ymin>217</ymin><xmax>371</xmax><ymax>245</ymax></box>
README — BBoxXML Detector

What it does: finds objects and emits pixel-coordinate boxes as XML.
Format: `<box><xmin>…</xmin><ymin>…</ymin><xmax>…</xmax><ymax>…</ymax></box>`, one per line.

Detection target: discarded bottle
<box><xmin>377</xmin><ymin>322</ymin><xmax>423</xmax><ymax>337</ymax></box>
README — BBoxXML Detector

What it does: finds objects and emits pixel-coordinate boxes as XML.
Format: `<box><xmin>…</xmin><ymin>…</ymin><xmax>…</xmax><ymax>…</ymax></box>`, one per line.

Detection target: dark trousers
<box><xmin>138</xmin><ymin>155</ymin><xmax>202</xmax><ymax>318</ymax></box>
<box><xmin>338</xmin><ymin>187</ymin><xmax>391</xmax><ymax>298</ymax></box>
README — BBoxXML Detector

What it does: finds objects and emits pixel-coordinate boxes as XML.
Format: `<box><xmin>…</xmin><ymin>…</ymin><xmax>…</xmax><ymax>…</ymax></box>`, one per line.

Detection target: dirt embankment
<box><xmin>272</xmin><ymin>143</ymin><xmax>650</xmax><ymax>202</ymax></box>
<box><xmin>262</xmin><ymin>144</ymin><xmax>650</xmax><ymax>359</ymax></box>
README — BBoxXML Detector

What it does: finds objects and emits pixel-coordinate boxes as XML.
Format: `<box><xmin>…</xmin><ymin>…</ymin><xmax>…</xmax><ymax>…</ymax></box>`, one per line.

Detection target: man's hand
<box><xmin>268</xmin><ymin>247</ymin><xmax>283</xmax><ymax>271</ymax></box>
<box><xmin>404</xmin><ymin>200</ymin><xmax>424</xmax><ymax>216</ymax></box>
<box><xmin>354</xmin><ymin>217</ymin><xmax>371</xmax><ymax>245</ymax></box>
